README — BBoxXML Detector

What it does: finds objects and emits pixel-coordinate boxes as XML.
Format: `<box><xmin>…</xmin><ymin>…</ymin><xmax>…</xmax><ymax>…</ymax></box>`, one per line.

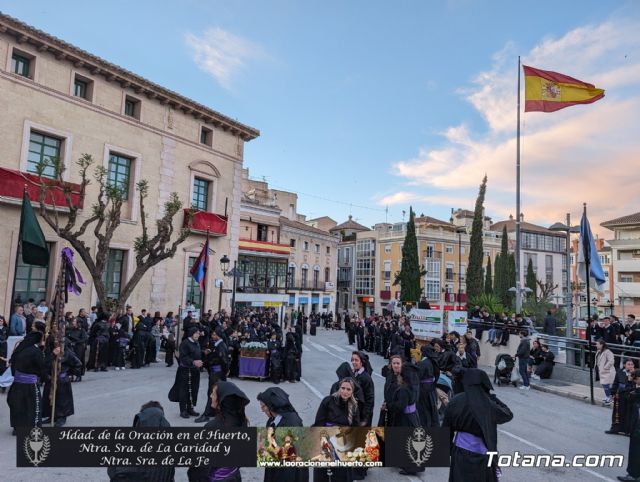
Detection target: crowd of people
<box><xmin>2</xmin><ymin>297</ymin><xmax>640</xmax><ymax>482</ymax></box>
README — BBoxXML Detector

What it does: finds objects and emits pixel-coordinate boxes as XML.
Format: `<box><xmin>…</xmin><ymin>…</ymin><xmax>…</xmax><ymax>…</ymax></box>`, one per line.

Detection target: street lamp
<box><xmin>549</xmin><ymin>215</ymin><xmax>580</xmax><ymax>339</ymax></box>
<box><xmin>455</xmin><ymin>227</ymin><xmax>467</xmax><ymax>310</ymax></box>
<box><xmin>218</xmin><ymin>255</ymin><xmax>230</xmax><ymax>311</ymax></box>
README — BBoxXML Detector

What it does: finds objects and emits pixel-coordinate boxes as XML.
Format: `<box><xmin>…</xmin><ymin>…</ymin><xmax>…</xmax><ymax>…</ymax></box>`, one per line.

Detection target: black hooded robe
<box><xmin>87</xmin><ymin>320</ymin><xmax>109</xmax><ymax>370</ymax></box>
<box><xmin>624</xmin><ymin>388</ymin><xmax>640</xmax><ymax>479</ymax></box>
<box><xmin>168</xmin><ymin>338</ymin><xmax>202</xmax><ymax>413</ymax></box>
<box><xmin>43</xmin><ymin>347</ymin><xmax>82</xmax><ymax>422</ymax></box>
<box><xmin>257</xmin><ymin>387</ymin><xmax>309</xmax><ymax>482</ymax></box>
<box><xmin>188</xmin><ymin>381</ymin><xmax>249</xmax><ymax>482</ymax></box>
<box><xmin>7</xmin><ymin>340</ymin><xmax>45</xmax><ymax>430</ymax></box>
<box><xmin>443</xmin><ymin>369</ymin><xmax>513</xmax><ymax>482</ymax></box>
<box><xmin>416</xmin><ymin>355</ymin><xmax>440</xmax><ymax>428</ymax></box>
<box><xmin>267</xmin><ymin>340</ymin><xmax>283</xmax><ymax>384</ymax></box>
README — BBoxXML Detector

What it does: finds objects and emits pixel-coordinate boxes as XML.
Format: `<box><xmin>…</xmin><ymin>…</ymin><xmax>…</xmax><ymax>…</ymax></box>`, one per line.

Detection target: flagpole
<box><xmin>203</xmin><ymin>227</ymin><xmax>210</xmax><ymax>320</ymax></box>
<box><xmin>515</xmin><ymin>56</ymin><xmax>522</xmax><ymax>314</ymax></box>
<box><xmin>10</xmin><ymin>186</ymin><xmax>29</xmax><ymax>307</ymax></box>
<box><xmin>583</xmin><ymin>203</ymin><xmax>595</xmax><ymax>405</ymax></box>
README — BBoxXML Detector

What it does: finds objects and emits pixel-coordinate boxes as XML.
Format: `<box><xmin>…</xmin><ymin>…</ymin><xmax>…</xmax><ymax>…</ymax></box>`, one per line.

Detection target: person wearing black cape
<box><xmin>168</xmin><ymin>327</ymin><xmax>202</xmax><ymax>418</ymax></box>
<box><xmin>267</xmin><ymin>332</ymin><xmax>283</xmax><ymax>384</ymax></box>
<box><xmin>195</xmin><ymin>328</ymin><xmax>229</xmax><ymax>423</ymax></box>
<box><xmin>7</xmin><ymin>330</ymin><xmax>46</xmax><ymax>435</ymax></box>
<box><xmin>257</xmin><ymin>387</ymin><xmax>309</xmax><ymax>482</ymax></box>
<box><xmin>87</xmin><ymin>312</ymin><xmax>110</xmax><ymax>371</ymax></box>
<box><xmin>188</xmin><ymin>381</ymin><xmax>249</xmax><ymax>482</ymax></box>
<box><xmin>351</xmin><ymin>351</ymin><xmax>374</xmax><ymax>426</ymax></box>
<box><xmin>417</xmin><ymin>345</ymin><xmax>440</xmax><ymax>428</ymax></box>
<box><xmin>284</xmin><ymin>331</ymin><xmax>300</xmax><ymax>383</ymax></box>
<box><xmin>378</xmin><ymin>354</ymin><xmax>402</xmax><ymax>426</ymax></box>
<box><xmin>607</xmin><ymin>359</ymin><xmax>638</xmax><ymax>436</ymax></box>
<box><xmin>42</xmin><ymin>339</ymin><xmax>82</xmax><ymax>427</ymax></box>
<box><xmin>129</xmin><ymin>322</ymin><xmax>147</xmax><ymax>369</ymax></box>
<box><xmin>314</xmin><ymin>377</ymin><xmax>360</xmax><ymax>482</ymax></box>
<box><xmin>107</xmin><ymin>401</ymin><xmax>175</xmax><ymax>482</ymax></box>
<box><xmin>443</xmin><ymin>368</ymin><xmax>514</xmax><ymax>482</ymax></box>
<box><xmin>66</xmin><ymin>317</ymin><xmax>88</xmax><ymax>381</ymax></box>
<box><xmin>617</xmin><ymin>369</ymin><xmax>640</xmax><ymax>482</ymax></box>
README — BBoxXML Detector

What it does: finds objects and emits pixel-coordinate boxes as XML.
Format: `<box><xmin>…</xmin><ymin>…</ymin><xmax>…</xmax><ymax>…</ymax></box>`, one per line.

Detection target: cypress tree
<box><xmin>493</xmin><ymin>253</ymin><xmax>501</xmax><ymax>294</ymax></box>
<box><xmin>395</xmin><ymin>207</ymin><xmax>421</xmax><ymax>303</ymax></box>
<box><xmin>507</xmin><ymin>253</ymin><xmax>516</xmax><ymax>309</ymax></box>
<box><xmin>526</xmin><ymin>258</ymin><xmax>537</xmax><ymax>300</ymax></box>
<box><xmin>466</xmin><ymin>175</ymin><xmax>487</xmax><ymax>299</ymax></box>
<box><xmin>496</xmin><ymin>225</ymin><xmax>510</xmax><ymax>307</ymax></box>
<box><xmin>484</xmin><ymin>256</ymin><xmax>492</xmax><ymax>294</ymax></box>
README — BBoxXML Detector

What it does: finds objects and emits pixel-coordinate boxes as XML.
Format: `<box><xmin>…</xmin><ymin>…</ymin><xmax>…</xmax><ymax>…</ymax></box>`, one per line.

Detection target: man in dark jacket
<box><xmin>515</xmin><ymin>330</ymin><xmax>531</xmax><ymax>390</ymax></box>
<box><xmin>543</xmin><ymin>310</ymin><xmax>557</xmax><ymax>336</ymax></box>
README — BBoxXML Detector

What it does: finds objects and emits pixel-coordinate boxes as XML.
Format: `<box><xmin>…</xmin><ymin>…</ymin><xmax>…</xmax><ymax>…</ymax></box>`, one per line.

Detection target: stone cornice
<box><xmin>0</xmin><ymin>12</ymin><xmax>259</xmax><ymax>141</ymax></box>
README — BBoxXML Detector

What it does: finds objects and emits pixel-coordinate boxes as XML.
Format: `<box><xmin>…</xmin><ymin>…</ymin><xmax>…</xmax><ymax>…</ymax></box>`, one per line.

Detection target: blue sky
<box><xmin>2</xmin><ymin>0</ymin><xmax>639</xmax><ymax>234</ymax></box>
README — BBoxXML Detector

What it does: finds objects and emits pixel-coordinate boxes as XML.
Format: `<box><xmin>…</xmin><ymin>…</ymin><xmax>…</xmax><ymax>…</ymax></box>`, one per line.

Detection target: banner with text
<box><xmin>409</xmin><ymin>309</ymin><xmax>444</xmax><ymax>339</ymax></box>
<box><xmin>447</xmin><ymin>311</ymin><xmax>468</xmax><ymax>334</ymax></box>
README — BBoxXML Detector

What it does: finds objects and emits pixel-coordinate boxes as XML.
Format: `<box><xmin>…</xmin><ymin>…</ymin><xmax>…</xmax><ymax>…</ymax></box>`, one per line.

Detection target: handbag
<box><xmin>510</xmin><ymin>368</ymin><xmax>521</xmax><ymax>383</ymax></box>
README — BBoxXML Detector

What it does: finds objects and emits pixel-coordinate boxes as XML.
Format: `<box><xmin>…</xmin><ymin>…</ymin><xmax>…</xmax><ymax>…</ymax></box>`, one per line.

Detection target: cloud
<box><xmin>185</xmin><ymin>27</ymin><xmax>263</xmax><ymax>89</ymax></box>
<box><xmin>387</xmin><ymin>16</ymin><xmax>640</xmax><ymax>235</ymax></box>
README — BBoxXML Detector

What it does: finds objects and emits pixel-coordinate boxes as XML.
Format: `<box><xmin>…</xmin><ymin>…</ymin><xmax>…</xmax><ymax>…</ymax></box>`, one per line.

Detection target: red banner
<box><xmin>0</xmin><ymin>167</ymin><xmax>83</xmax><ymax>208</ymax></box>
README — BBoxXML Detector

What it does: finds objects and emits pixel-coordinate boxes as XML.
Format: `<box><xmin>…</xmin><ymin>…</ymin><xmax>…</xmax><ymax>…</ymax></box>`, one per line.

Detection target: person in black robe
<box><xmin>7</xmin><ymin>330</ymin><xmax>46</xmax><ymax>435</ymax></box>
<box><xmin>310</xmin><ymin>316</ymin><xmax>317</xmax><ymax>336</ymax></box>
<box><xmin>228</xmin><ymin>332</ymin><xmax>240</xmax><ymax>377</ymax></box>
<box><xmin>257</xmin><ymin>387</ymin><xmax>309</xmax><ymax>482</ymax></box>
<box><xmin>607</xmin><ymin>360</ymin><xmax>637</xmax><ymax>436</ymax></box>
<box><xmin>347</xmin><ymin>315</ymin><xmax>356</xmax><ymax>345</ymax></box>
<box><xmin>168</xmin><ymin>327</ymin><xmax>202</xmax><ymax>418</ymax></box>
<box><xmin>390</xmin><ymin>327</ymin><xmax>404</xmax><ymax>358</ymax></box>
<box><xmin>143</xmin><ymin>323</ymin><xmax>157</xmax><ymax>366</ymax></box>
<box><xmin>401</xmin><ymin>325</ymin><xmax>415</xmax><ymax>362</ymax></box>
<box><xmin>87</xmin><ymin>313</ymin><xmax>110</xmax><ymax>371</ymax></box>
<box><xmin>284</xmin><ymin>332</ymin><xmax>300</xmax><ymax>383</ymax></box>
<box><xmin>351</xmin><ymin>351</ymin><xmax>374</xmax><ymax>426</ymax></box>
<box><xmin>267</xmin><ymin>333</ymin><xmax>283</xmax><ymax>384</ymax></box>
<box><xmin>379</xmin><ymin>354</ymin><xmax>402</xmax><ymax>426</ymax></box>
<box><xmin>108</xmin><ymin>401</ymin><xmax>175</xmax><ymax>482</ymax></box>
<box><xmin>42</xmin><ymin>339</ymin><xmax>82</xmax><ymax>427</ymax></box>
<box><xmin>108</xmin><ymin>319</ymin><xmax>120</xmax><ymax>367</ymax></box>
<box><xmin>65</xmin><ymin>318</ymin><xmax>87</xmax><ymax>381</ymax></box>
<box><xmin>534</xmin><ymin>344</ymin><xmax>555</xmax><ymax>379</ymax></box>
<box><xmin>417</xmin><ymin>345</ymin><xmax>440</xmax><ymax>428</ymax></box>
<box><xmin>314</xmin><ymin>378</ymin><xmax>360</xmax><ymax>482</ymax></box>
<box><xmin>196</xmin><ymin>328</ymin><xmax>229</xmax><ymax>423</ymax></box>
<box><xmin>356</xmin><ymin>321</ymin><xmax>365</xmax><ymax>351</ymax></box>
<box><xmin>188</xmin><ymin>381</ymin><xmax>249</xmax><ymax>482</ymax></box>
<box><xmin>129</xmin><ymin>323</ymin><xmax>147</xmax><ymax>369</ymax></box>
<box><xmin>617</xmin><ymin>369</ymin><xmax>640</xmax><ymax>482</ymax></box>
<box><xmin>443</xmin><ymin>369</ymin><xmax>514</xmax><ymax>482</ymax></box>
<box><xmin>331</xmin><ymin>362</ymin><xmax>366</xmax><ymax>418</ymax></box>
<box><xmin>114</xmin><ymin>325</ymin><xmax>130</xmax><ymax>371</ymax></box>
<box><xmin>164</xmin><ymin>332</ymin><xmax>176</xmax><ymax>367</ymax></box>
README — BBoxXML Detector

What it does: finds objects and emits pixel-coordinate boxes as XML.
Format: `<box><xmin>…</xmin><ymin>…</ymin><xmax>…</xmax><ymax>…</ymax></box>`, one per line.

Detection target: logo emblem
<box><xmin>405</xmin><ymin>427</ymin><xmax>433</xmax><ymax>466</ymax></box>
<box><xmin>541</xmin><ymin>79</ymin><xmax>561</xmax><ymax>100</ymax></box>
<box><xmin>23</xmin><ymin>427</ymin><xmax>51</xmax><ymax>466</ymax></box>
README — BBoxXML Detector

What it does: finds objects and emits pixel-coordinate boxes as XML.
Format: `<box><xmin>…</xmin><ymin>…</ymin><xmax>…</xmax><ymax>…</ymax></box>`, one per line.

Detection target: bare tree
<box><xmin>36</xmin><ymin>154</ymin><xmax>191</xmax><ymax>313</ymax></box>
<box><xmin>536</xmin><ymin>278</ymin><xmax>559</xmax><ymax>303</ymax></box>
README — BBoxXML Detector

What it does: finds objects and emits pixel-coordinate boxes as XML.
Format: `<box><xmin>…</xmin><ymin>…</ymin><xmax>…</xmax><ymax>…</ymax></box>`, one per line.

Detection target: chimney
<box><xmin>520</xmin><ymin>213</ymin><xmax>524</xmax><ymax>221</ymax></box>
<box><xmin>509</xmin><ymin>214</ymin><xmax>513</xmax><ymax>220</ymax></box>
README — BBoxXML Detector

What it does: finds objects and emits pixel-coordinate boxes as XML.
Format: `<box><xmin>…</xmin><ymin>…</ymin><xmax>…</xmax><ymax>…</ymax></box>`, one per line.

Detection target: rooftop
<box><xmin>330</xmin><ymin>215</ymin><xmax>370</xmax><ymax>233</ymax></box>
<box><xmin>491</xmin><ymin>217</ymin><xmax>563</xmax><ymax>236</ymax></box>
<box><xmin>601</xmin><ymin>212</ymin><xmax>640</xmax><ymax>230</ymax></box>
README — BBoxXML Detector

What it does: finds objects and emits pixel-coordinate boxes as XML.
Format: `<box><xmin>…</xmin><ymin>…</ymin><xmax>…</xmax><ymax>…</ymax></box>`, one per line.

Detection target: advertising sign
<box><xmin>447</xmin><ymin>311</ymin><xmax>468</xmax><ymax>334</ymax></box>
<box><xmin>409</xmin><ymin>308</ymin><xmax>443</xmax><ymax>339</ymax></box>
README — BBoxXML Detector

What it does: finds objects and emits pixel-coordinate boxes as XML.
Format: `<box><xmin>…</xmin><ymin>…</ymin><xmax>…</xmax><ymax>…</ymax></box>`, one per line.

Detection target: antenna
<box><xmin>385</xmin><ymin>205</ymin><xmax>388</xmax><ymax>224</ymax></box>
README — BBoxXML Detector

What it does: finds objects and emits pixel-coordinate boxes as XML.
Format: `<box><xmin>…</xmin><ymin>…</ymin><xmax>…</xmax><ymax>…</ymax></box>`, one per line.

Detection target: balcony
<box><xmin>616</xmin><ymin>282</ymin><xmax>640</xmax><ymax>297</ymax></box>
<box><xmin>0</xmin><ymin>167</ymin><xmax>84</xmax><ymax>208</ymax></box>
<box><xmin>380</xmin><ymin>290</ymin><xmax>391</xmax><ymax>300</ymax></box>
<box><xmin>287</xmin><ymin>279</ymin><xmax>332</xmax><ymax>292</ymax></box>
<box><xmin>381</xmin><ymin>270</ymin><xmax>391</xmax><ymax>280</ymax></box>
<box><xmin>183</xmin><ymin>209</ymin><xmax>227</xmax><ymax>236</ymax></box>
<box><xmin>238</xmin><ymin>238</ymin><xmax>291</xmax><ymax>256</ymax></box>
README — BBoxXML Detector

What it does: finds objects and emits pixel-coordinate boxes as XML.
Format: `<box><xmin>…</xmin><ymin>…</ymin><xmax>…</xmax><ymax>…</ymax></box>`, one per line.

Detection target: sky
<box><xmin>2</xmin><ymin>0</ymin><xmax>639</xmax><ymax>236</ymax></box>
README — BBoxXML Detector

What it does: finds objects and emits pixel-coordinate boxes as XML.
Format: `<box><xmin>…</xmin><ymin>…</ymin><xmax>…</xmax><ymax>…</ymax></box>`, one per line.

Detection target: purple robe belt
<box><xmin>404</xmin><ymin>403</ymin><xmax>417</xmax><ymax>414</ymax></box>
<box><xmin>210</xmin><ymin>467</ymin><xmax>238</xmax><ymax>481</ymax></box>
<box><xmin>14</xmin><ymin>371</ymin><xmax>38</xmax><ymax>384</ymax></box>
<box><xmin>211</xmin><ymin>365</ymin><xmax>222</xmax><ymax>373</ymax></box>
<box><xmin>454</xmin><ymin>431</ymin><xmax>488</xmax><ymax>455</ymax></box>
<box><xmin>119</xmin><ymin>337</ymin><xmax>129</xmax><ymax>346</ymax></box>
<box><xmin>420</xmin><ymin>377</ymin><xmax>434</xmax><ymax>384</ymax></box>
<box><xmin>325</xmin><ymin>423</ymin><xmax>336</xmax><ymax>426</ymax></box>
<box><xmin>59</xmin><ymin>371</ymin><xmax>68</xmax><ymax>380</ymax></box>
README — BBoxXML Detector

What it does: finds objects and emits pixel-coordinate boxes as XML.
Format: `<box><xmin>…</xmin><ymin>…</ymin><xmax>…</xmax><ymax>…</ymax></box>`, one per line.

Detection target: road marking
<box><xmin>499</xmin><ymin>429</ymin><xmax>617</xmax><ymax>482</ymax></box>
<box><xmin>329</xmin><ymin>344</ymin><xmax>346</xmax><ymax>352</ymax></box>
<box><xmin>300</xmin><ymin>377</ymin><xmax>324</xmax><ymax>400</ymax></box>
<box><xmin>307</xmin><ymin>340</ymin><xmax>328</xmax><ymax>352</ymax></box>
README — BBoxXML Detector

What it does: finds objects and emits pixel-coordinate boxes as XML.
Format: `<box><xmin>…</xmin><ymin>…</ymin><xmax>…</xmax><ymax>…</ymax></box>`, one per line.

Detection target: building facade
<box><xmin>570</xmin><ymin>237</ymin><xmax>614</xmax><ymax>318</ymax></box>
<box><xmin>0</xmin><ymin>14</ymin><xmax>259</xmax><ymax>316</ymax></box>
<box><xmin>601</xmin><ymin>212</ymin><xmax>640</xmax><ymax>317</ymax></box>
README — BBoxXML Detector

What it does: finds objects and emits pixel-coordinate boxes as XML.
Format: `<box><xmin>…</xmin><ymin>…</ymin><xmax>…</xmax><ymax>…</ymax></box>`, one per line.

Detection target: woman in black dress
<box><xmin>378</xmin><ymin>354</ymin><xmax>402</xmax><ymax>426</ymax></box>
<box><xmin>314</xmin><ymin>378</ymin><xmax>360</xmax><ymax>482</ymax></box>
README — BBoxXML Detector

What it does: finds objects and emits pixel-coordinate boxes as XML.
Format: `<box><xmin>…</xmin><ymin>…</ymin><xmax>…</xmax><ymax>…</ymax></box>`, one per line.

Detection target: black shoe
<box><xmin>187</xmin><ymin>409</ymin><xmax>199</xmax><ymax>417</ymax></box>
<box><xmin>100</xmin><ymin>367</ymin><xmax>107</xmax><ymax>372</ymax></box>
<box><xmin>12</xmin><ymin>428</ymin><xmax>16</xmax><ymax>436</ymax></box>
<box><xmin>194</xmin><ymin>415</ymin><xmax>210</xmax><ymax>423</ymax></box>
<box><xmin>55</xmin><ymin>418</ymin><xmax>66</xmax><ymax>427</ymax></box>
<box><xmin>605</xmin><ymin>429</ymin><xmax>618</xmax><ymax>434</ymax></box>
<box><xmin>617</xmin><ymin>476</ymin><xmax>640</xmax><ymax>482</ymax></box>
<box><xmin>180</xmin><ymin>411</ymin><xmax>190</xmax><ymax>419</ymax></box>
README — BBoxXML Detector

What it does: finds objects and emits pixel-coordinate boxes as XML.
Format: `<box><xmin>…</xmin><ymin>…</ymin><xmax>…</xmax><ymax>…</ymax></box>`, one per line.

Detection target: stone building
<box><xmin>0</xmin><ymin>14</ymin><xmax>259</xmax><ymax>316</ymax></box>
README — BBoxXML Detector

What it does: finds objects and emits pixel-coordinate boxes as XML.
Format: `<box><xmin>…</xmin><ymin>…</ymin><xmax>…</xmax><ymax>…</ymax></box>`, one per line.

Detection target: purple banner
<box><xmin>239</xmin><ymin>356</ymin><xmax>267</xmax><ymax>377</ymax></box>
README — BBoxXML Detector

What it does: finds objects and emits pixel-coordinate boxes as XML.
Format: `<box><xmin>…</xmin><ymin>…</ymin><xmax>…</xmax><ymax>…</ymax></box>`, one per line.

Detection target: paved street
<box><xmin>0</xmin><ymin>328</ymin><xmax>630</xmax><ymax>481</ymax></box>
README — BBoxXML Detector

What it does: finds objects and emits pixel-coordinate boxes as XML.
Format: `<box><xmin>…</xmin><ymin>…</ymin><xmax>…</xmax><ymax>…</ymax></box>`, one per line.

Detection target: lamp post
<box><xmin>219</xmin><ymin>255</ymin><xmax>230</xmax><ymax>312</ymax></box>
<box><xmin>456</xmin><ymin>227</ymin><xmax>466</xmax><ymax>310</ymax></box>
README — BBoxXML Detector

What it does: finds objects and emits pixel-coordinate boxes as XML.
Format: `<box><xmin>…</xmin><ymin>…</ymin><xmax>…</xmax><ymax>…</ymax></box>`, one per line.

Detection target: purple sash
<box><xmin>211</xmin><ymin>365</ymin><xmax>222</xmax><ymax>373</ymax></box>
<box><xmin>59</xmin><ymin>371</ymin><xmax>68</xmax><ymax>380</ymax></box>
<box><xmin>420</xmin><ymin>377</ymin><xmax>434</xmax><ymax>384</ymax></box>
<box><xmin>210</xmin><ymin>467</ymin><xmax>238</xmax><ymax>481</ymax></box>
<box><xmin>454</xmin><ymin>431</ymin><xmax>487</xmax><ymax>455</ymax></box>
<box><xmin>404</xmin><ymin>403</ymin><xmax>416</xmax><ymax>414</ymax></box>
<box><xmin>14</xmin><ymin>370</ymin><xmax>38</xmax><ymax>384</ymax></box>
<box><xmin>325</xmin><ymin>422</ymin><xmax>336</xmax><ymax>426</ymax></box>
<box><xmin>119</xmin><ymin>337</ymin><xmax>129</xmax><ymax>346</ymax></box>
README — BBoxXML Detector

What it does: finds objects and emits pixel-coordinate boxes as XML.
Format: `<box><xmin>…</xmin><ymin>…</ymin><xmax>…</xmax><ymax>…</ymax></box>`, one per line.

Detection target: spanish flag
<box><xmin>523</xmin><ymin>65</ymin><xmax>604</xmax><ymax>113</ymax></box>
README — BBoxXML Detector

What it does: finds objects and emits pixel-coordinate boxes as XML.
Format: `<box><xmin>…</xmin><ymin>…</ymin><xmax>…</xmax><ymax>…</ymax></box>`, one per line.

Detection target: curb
<box><xmin>528</xmin><ymin>382</ymin><xmax>610</xmax><ymax>407</ymax></box>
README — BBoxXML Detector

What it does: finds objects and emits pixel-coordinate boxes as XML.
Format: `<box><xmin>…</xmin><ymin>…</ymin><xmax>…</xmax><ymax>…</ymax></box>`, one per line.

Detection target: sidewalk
<box><xmin>479</xmin><ymin>365</ymin><xmax>609</xmax><ymax>407</ymax></box>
